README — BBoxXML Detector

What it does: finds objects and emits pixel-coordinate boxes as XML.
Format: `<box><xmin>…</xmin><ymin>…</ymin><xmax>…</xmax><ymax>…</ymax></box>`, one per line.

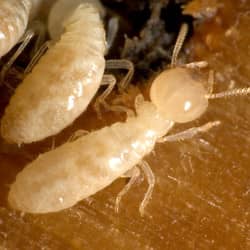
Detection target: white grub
<box><xmin>1</xmin><ymin>3</ymin><xmax>106</xmax><ymax>144</ymax></box>
<box><xmin>8</xmin><ymin>23</ymin><xmax>250</xmax><ymax>214</ymax></box>
<box><xmin>0</xmin><ymin>0</ymin><xmax>37</xmax><ymax>58</ymax></box>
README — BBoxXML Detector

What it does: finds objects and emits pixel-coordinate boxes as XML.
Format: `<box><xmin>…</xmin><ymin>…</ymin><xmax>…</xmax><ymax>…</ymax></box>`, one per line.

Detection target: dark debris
<box><xmin>103</xmin><ymin>0</ymin><xmax>193</xmax><ymax>80</ymax></box>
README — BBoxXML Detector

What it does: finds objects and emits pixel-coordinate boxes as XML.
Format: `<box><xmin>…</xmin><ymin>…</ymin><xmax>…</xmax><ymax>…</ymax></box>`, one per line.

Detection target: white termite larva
<box><xmin>1</xmin><ymin>3</ymin><xmax>106</xmax><ymax>144</ymax></box>
<box><xmin>0</xmin><ymin>0</ymin><xmax>41</xmax><ymax>58</ymax></box>
<box><xmin>6</xmin><ymin>67</ymin><xmax>234</xmax><ymax>215</ymax></box>
<box><xmin>8</xmin><ymin>23</ymin><xmax>250</xmax><ymax>215</ymax></box>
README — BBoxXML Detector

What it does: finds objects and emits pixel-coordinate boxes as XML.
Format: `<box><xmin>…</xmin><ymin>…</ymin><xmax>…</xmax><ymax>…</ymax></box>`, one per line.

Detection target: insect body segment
<box><xmin>48</xmin><ymin>0</ymin><xmax>105</xmax><ymax>41</ymax></box>
<box><xmin>0</xmin><ymin>0</ymin><xmax>32</xmax><ymax>58</ymax></box>
<box><xmin>1</xmin><ymin>4</ymin><xmax>106</xmax><ymax>144</ymax></box>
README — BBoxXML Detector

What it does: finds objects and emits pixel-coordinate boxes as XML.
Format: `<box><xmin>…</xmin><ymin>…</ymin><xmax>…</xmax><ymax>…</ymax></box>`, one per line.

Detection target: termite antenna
<box><xmin>171</xmin><ymin>23</ymin><xmax>189</xmax><ymax>67</ymax></box>
<box><xmin>206</xmin><ymin>87</ymin><xmax>250</xmax><ymax>99</ymax></box>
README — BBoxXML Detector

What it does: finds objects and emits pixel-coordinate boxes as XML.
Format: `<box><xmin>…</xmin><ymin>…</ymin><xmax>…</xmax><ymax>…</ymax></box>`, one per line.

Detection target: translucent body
<box><xmin>8</xmin><ymin>102</ymin><xmax>173</xmax><ymax>213</ymax></box>
<box><xmin>48</xmin><ymin>0</ymin><xmax>105</xmax><ymax>41</ymax></box>
<box><xmin>150</xmin><ymin>67</ymin><xmax>208</xmax><ymax>123</ymax></box>
<box><xmin>1</xmin><ymin>4</ymin><xmax>106</xmax><ymax>144</ymax></box>
<box><xmin>8</xmin><ymin>66</ymin><xmax>211</xmax><ymax>213</ymax></box>
<box><xmin>0</xmin><ymin>0</ymin><xmax>32</xmax><ymax>57</ymax></box>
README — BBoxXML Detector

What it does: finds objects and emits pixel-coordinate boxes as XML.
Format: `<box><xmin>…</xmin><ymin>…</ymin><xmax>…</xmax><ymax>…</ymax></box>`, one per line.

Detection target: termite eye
<box><xmin>150</xmin><ymin>67</ymin><xmax>208</xmax><ymax>123</ymax></box>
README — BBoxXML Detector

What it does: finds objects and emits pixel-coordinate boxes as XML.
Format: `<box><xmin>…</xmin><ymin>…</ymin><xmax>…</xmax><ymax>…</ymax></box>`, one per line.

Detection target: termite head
<box><xmin>150</xmin><ymin>67</ymin><xmax>208</xmax><ymax>123</ymax></box>
<box><xmin>150</xmin><ymin>22</ymin><xmax>250</xmax><ymax>124</ymax></box>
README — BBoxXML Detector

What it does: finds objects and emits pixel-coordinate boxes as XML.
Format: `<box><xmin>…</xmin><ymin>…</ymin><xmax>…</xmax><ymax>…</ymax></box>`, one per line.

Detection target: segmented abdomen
<box><xmin>0</xmin><ymin>0</ymin><xmax>32</xmax><ymax>57</ymax></box>
<box><xmin>1</xmin><ymin>4</ymin><xmax>106</xmax><ymax>144</ymax></box>
<box><xmin>8</xmin><ymin>111</ymin><xmax>161</xmax><ymax>213</ymax></box>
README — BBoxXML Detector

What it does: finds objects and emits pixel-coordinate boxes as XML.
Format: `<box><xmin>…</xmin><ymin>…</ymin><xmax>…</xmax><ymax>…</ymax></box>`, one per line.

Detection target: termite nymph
<box><xmin>8</xmin><ymin>23</ymin><xmax>250</xmax><ymax>215</ymax></box>
<box><xmin>1</xmin><ymin>2</ymin><xmax>133</xmax><ymax>144</ymax></box>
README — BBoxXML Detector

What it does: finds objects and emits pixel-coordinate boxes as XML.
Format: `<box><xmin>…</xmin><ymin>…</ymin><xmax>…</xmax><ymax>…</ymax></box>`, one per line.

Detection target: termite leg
<box><xmin>105</xmin><ymin>16</ymin><xmax>119</xmax><ymax>54</ymax></box>
<box><xmin>134</xmin><ymin>94</ymin><xmax>145</xmax><ymax>114</ymax></box>
<box><xmin>102</xmin><ymin>103</ymin><xmax>135</xmax><ymax>120</ymax></box>
<box><xmin>67</xmin><ymin>129</ymin><xmax>89</xmax><ymax>142</ymax></box>
<box><xmin>171</xmin><ymin>23</ymin><xmax>208</xmax><ymax>69</ymax></box>
<box><xmin>105</xmin><ymin>59</ymin><xmax>134</xmax><ymax>90</ymax></box>
<box><xmin>94</xmin><ymin>74</ymin><xmax>116</xmax><ymax>118</ymax></box>
<box><xmin>207</xmin><ymin>70</ymin><xmax>214</xmax><ymax>95</ymax></box>
<box><xmin>24</xmin><ymin>40</ymin><xmax>52</xmax><ymax>75</ymax></box>
<box><xmin>94</xmin><ymin>74</ymin><xmax>135</xmax><ymax>119</ymax></box>
<box><xmin>29</xmin><ymin>20</ymin><xmax>47</xmax><ymax>58</ymax></box>
<box><xmin>157</xmin><ymin>121</ymin><xmax>221</xmax><ymax>143</ymax></box>
<box><xmin>138</xmin><ymin>160</ymin><xmax>155</xmax><ymax>216</ymax></box>
<box><xmin>0</xmin><ymin>21</ymin><xmax>46</xmax><ymax>83</ymax></box>
<box><xmin>0</xmin><ymin>30</ymin><xmax>34</xmax><ymax>83</ymax></box>
<box><xmin>182</xmin><ymin>61</ymin><xmax>208</xmax><ymax>69</ymax></box>
<box><xmin>115</xmin><ymin>166</ymin><xmax>141</xmax><ymax>213</ymax></box>
<box><xmin>51</xmin><ymin>137</ymin><xmax>56</xmax><ymax>150</ymax></box>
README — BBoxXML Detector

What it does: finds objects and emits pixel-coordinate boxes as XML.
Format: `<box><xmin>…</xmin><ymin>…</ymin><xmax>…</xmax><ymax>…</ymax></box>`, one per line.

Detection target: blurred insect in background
<box><xmin>8</xmin><ymin>22</ymin><xmax>250</xmax><ymax>215</ymax></box>
<box><xmin>0</xmin><ymin>0</ymin><xmax>45</xmax><ymax>81</ymax></box>
<box><xmin>1</xmin><ymin>2</ymin><xmax>133</xmax><ymax>144</ymax></box>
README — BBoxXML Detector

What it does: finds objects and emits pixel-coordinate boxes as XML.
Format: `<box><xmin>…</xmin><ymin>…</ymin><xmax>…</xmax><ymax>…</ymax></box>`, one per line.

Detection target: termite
<box><xmin>48</xmin><ymin>0</ymin><xmax>119</xmax><ymax>53</ymax></box>
<box><xmin>1</xmin><ymin>2</ymin><xmax>133</xmax><ymax>144</ymax></box>
<box><xmin>0</xmin><ymin>0</ymin><xmax>44</xmax><ymax>79</ymax></box>
<box><xmin>48</xmin><ymin>0</ymin><xmax>106</xmax><ymax>42</ymax></box>
<box><xmin>8</xmin><ymin>23</ymin><xmax>250</xmax><ymax>215</ymax></box>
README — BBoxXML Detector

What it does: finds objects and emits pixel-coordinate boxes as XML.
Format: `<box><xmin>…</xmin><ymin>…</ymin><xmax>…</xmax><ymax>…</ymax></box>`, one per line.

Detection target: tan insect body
<box><xmin>8</xmin><ymin>100</ymin><xmax>173</xmax><ymax>213</ymax></box>
<box><xmin>48</xmin><ymin>0</ymin><xmax>105</xmax><ymax>41</ymax></box>
<box><xmin>1</xmin><ymin>4</ymin><xmax>106</xmax><ymax>144</ymax></box>
<box><xmin>0</xmin><ymin>0</ymin><xmax>32</xmax><ymax>57</ymax></box>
